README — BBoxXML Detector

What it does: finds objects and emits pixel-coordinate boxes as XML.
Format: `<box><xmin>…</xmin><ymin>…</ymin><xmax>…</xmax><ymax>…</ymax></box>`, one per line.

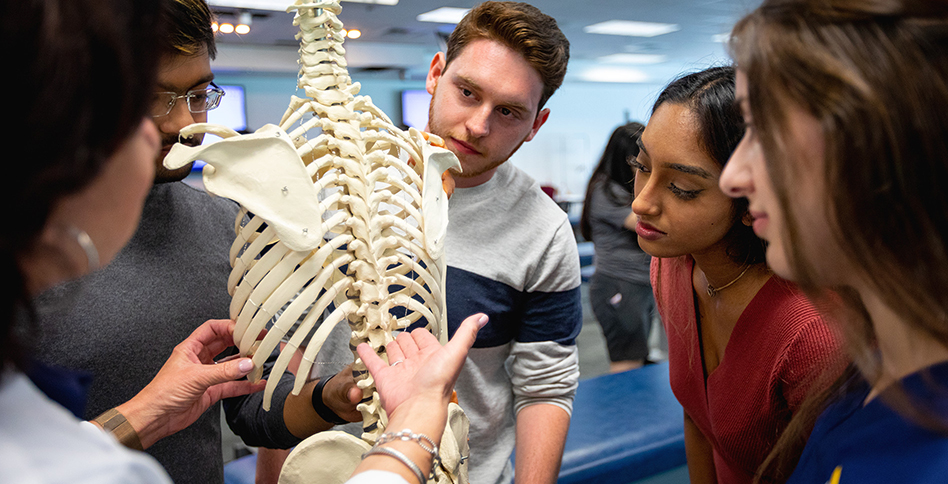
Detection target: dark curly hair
<box><xmin>0</xmin><ymin>0</ymin><xmax>163</xmax><ymax>372</ymax></box>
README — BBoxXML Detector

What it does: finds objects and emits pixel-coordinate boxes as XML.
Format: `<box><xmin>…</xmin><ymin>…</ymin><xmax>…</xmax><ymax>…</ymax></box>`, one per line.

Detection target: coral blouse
<box><xmin>651</xmin><ymin>256</ymin><xmax>842</xmax><ymax>483</ymax></box>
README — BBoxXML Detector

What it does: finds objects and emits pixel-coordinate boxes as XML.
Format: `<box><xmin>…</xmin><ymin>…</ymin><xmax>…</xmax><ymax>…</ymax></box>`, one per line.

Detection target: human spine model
<box><xmin>163</xmin><ymin>1</ymin><xmax>467</xmax><ymax>482</ymax></box>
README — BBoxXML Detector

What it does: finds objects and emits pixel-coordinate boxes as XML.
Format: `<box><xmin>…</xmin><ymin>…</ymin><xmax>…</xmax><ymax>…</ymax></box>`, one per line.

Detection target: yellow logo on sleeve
<box><xmin>826</xmin><ymin>466</ymin><xmax>842</xmax><ymax>484</ymax></box>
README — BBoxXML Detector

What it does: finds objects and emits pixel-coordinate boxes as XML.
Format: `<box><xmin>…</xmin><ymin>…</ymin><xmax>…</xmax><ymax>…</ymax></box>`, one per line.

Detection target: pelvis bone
<box><xmin>163</xmin><ymin>1</ymin><xmax>468</xmax><ymax>482</ymax></box>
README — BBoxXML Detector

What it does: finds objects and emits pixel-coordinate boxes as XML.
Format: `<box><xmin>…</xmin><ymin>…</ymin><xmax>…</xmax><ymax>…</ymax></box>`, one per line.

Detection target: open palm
<box><xmin>357</xmin><ymin>313</ymin><xmax>486</xmax><ymax>415</ymax></box>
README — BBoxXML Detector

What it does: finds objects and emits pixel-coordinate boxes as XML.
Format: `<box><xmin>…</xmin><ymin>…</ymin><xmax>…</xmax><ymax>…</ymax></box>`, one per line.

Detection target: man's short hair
<box><xmin>445</xmin><ymin>1</ymin><xmax>569</xmax><ymax>111</ymax></box>
<box><xmin>162</xmin><ymin>0</ymin><xmax>217</xmax><ymax>59</ymax></box>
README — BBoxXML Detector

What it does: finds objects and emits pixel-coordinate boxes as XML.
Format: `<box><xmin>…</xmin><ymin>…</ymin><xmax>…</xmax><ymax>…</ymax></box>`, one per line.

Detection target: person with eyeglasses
<box><xmin>31</xmin><ymin>1</ymin><xmax>361</xmax><ymax>483</ymax></box>
<box><xmin>150</xmin><ymin>80</ymin><xmax>222</xmax><ymax>179</ymax></box>
<box><xmin>151</xmin><ymin>81</ymin><xmax>224</xmax><ymax>125</ymax></box>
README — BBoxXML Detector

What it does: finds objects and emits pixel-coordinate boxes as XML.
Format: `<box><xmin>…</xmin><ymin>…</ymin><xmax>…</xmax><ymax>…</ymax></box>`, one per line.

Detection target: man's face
<box><xmin>425</xmin><ymin>38</ymin><xmax>549</xmax><ymax>188</ymax></box>
<box><xmin>153</xmin><ymin>48</ymin><xmax>213</xmax><ymax>183</ymax></box>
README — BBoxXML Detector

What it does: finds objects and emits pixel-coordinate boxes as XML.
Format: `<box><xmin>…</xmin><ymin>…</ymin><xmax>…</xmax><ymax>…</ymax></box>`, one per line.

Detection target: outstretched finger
<box><xmin>447</xmin><ymin>313</ymin><xmax>487</xmax><ymax>354</ymax></box>
<box><xmin>208</xmin><ymin>356</ymin><xmax>256</xmax><ymax>385</ymax></box>
<box><xmin>357</xmin><ymin>343</ymin><xmax>387</xmax><ymax>376</ymax></box>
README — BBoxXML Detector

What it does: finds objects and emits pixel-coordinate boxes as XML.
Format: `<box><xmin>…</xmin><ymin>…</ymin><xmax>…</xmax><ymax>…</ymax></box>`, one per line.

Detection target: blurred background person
<box><xmin>580</xmin><ymin>122</ymin><xmax>657</xmax><ymax>373</ymax></box>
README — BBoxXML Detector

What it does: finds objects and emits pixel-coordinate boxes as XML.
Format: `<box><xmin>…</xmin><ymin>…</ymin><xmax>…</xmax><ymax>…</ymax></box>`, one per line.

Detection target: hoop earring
<box><xmin>67</xmin><ymin>226</ymin><xmax>99</xmax><ymax>272</ymax></box>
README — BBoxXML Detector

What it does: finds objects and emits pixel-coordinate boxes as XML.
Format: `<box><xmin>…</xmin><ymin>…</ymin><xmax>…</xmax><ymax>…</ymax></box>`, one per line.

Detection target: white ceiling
<box><xmin>210</xmin><ymin>0</ymin><xmax>764</xmax><ymax>83</ymax></box>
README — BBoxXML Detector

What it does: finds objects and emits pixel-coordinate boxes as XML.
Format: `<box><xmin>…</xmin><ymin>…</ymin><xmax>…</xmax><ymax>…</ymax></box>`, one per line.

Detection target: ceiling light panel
<box><xmin>584</xmin><ymin>20</ymin><xmax>680</xmax><ymax>37</ymax></box>
<box><xmin>208</xmin><ymin>0</ymin><xmax>396</xmax><ymax>10</ymax></box>
<box><xmin>416</xmin><ymin>7</ymin><xmax>470</xmax><ymax>24</ymax></box>
<box><xmin>579</xmin><ymin>67</ymin><xmax>650</xmax><ymax>83</ymax></box>
<box><xmin>598</xmin><ymin>53</ymin><xmax>666</xmax><ymax>64</ymax></box>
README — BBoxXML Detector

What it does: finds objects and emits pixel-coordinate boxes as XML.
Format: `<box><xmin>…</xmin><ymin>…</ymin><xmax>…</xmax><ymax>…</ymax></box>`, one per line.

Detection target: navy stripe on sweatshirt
<box><xmin>445</xmin><ymin>266</ymin><xmax>581</xmax><ymax>348</ymax></box>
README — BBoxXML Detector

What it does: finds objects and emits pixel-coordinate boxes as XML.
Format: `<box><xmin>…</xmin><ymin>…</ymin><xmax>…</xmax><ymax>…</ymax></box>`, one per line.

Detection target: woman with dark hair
<box><xmin>721</xmin><ymin>1</ymin><xmax>948</xmax><ymax>482</ymax></box>
<box><xmin>630</xmin><ymin>65</ymin><xmax>845</xmax><ymax>483</ymax></box>
<box><xmin>0</xmin><ymin>0</ymin><xmax>265</xmax><ymax>480</ymax></box>
<box><xmin>580</xmin><ymin>122</ymin><xmax>657</xmax><ymax>373</ymax></box>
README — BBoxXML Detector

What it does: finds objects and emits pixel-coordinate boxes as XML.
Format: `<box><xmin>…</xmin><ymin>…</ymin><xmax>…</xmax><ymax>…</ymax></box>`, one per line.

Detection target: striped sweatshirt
<box><xmin>445</xmin><ymin>162</ymin><xmax>582</xmax><ymax>484</ymax></box>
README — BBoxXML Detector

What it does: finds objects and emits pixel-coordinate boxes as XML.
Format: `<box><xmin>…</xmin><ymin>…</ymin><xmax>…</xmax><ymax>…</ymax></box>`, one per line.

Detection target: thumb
<box><xmin>447</xmin><ymin>313</ymin><xmax>487</xmax><ymax>354</ymax></box>
<box><xmin>347</xmin><ymin>384</ymin><xmax>362</xmax><ymax>405</ymax></box>
<box><xmin>209</xmin><ymin>357</ymin><xmax>255</xmax><ymax>385</ymax></box>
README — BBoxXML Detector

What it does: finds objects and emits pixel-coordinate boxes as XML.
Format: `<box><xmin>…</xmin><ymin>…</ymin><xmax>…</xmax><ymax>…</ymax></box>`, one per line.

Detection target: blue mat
<box><xmin>558</xmin><ymin>362</ymin><xmax>686</xmax><ymax>484</ymax></box>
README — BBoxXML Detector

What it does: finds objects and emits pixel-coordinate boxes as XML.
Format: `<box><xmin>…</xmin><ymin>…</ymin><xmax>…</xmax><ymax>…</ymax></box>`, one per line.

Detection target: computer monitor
<box><xmin>401</xmin><ymin>89</ymin><xmax>431</xmax><ymax>130</ymax></box>
<box><xmin>208</xmin><ymin>84</ymin><xmax>248</xmax><ymax>132</ymax></box>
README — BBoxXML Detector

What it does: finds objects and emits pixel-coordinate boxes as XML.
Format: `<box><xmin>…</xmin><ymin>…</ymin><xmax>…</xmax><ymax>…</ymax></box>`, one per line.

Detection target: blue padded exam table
<box><xmin>557</xmin><ymin>361</ymin><xmax>686</xmax><ymax>484</ymax></box>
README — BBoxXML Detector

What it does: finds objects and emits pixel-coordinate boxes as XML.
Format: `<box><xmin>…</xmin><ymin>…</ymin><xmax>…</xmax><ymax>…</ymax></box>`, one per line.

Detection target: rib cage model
<box><xmin>163</xmin><ymin>1</ymin><xmax>468</xmax><ymax>482</ymax></box>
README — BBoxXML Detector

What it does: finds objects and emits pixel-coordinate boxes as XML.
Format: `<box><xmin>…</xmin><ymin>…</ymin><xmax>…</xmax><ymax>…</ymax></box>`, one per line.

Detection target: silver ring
<box><xmin>391</xmin><ymin>360</ymin><xmax>404</xmax><ymax>367</ymax></box>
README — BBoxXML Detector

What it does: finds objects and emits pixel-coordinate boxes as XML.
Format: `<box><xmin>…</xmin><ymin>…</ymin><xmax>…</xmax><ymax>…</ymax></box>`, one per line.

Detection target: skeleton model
<box><xmin>163</xmin><ymin>1</ymin><xmax>467</xmax><ymax>482</ymax></box>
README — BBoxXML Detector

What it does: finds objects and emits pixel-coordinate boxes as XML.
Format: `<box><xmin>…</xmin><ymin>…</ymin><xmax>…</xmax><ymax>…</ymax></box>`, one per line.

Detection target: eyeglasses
<box><xmin>151</xmin><ymin>82</ymin><xmax>225</xmax><ymax>117</ymax></box>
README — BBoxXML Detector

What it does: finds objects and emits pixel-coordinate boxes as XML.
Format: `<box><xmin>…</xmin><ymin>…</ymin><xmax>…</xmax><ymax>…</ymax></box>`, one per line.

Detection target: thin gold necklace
<box><xmin>706</xmin><ymin>264</ymin><xmax>752</xmax><ymax>297</ymax></box>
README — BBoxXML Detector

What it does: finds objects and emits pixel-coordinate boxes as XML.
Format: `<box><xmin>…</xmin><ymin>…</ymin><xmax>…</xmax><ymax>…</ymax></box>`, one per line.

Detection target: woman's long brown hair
<box><xmin>730</xmin><ymin>0</ymin><xmax>948</xmax><ymax>481</ymax></box>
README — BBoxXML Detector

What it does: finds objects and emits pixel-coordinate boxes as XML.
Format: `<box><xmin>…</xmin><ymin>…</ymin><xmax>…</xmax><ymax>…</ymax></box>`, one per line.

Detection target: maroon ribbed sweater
<box><xmin>651</xmin><ymin>256</ymin><xmax>841</xmax><ymax>483</ymax></box>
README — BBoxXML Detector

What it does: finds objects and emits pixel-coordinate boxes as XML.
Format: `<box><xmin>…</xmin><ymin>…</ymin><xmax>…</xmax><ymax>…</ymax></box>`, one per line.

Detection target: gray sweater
<box><xmin>445</xmin><ymin>163</ymin><xmax>582</xmax><ymax>484</ymax></box>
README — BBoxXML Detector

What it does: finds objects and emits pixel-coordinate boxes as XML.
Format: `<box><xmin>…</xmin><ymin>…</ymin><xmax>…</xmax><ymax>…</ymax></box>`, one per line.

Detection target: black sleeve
<box><xmin>222</xmin><ymin>345</ymin><xmax>305</xmax><ymax>449</ymax></box>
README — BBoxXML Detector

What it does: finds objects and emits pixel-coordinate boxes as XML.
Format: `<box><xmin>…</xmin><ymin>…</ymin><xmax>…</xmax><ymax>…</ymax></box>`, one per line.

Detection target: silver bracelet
<box><xmin>376</xmin><ymin>428</ymin><xmax>441</xmax><ymax>479</ymax></box>
<box><xmin>363</xmin><ymin>446</ymin><xmax>427</xmax><ymax>484</ymax></box>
